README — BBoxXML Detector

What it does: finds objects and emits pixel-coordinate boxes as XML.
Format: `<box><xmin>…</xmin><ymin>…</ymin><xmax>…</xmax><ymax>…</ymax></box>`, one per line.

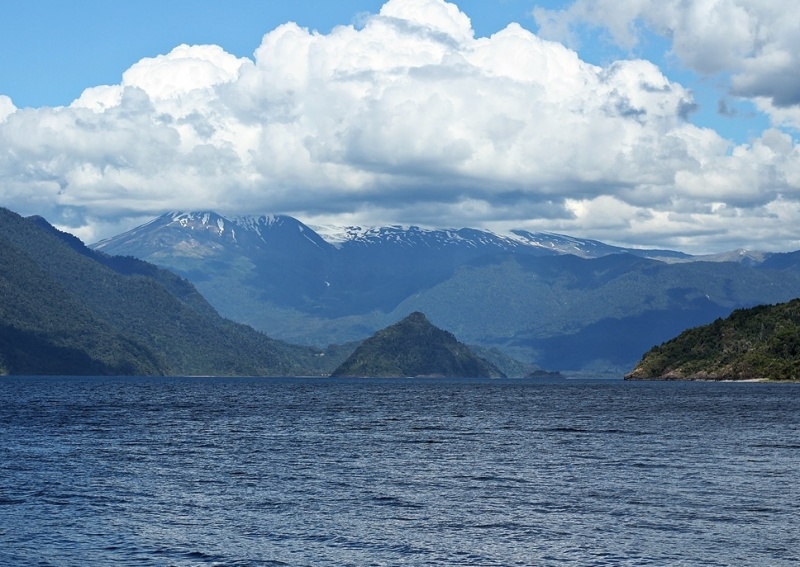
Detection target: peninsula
<box><xmin>626</xmin><ymin>298</ymin><xmax>800</xmax><ymax>381</ymax></box>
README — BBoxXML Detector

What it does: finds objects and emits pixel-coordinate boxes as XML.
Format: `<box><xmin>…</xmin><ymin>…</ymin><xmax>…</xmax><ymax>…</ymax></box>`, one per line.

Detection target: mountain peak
<box><xmin>330</xmin><ymin>311</ymin><xmax>504</xmax><ymax>378</ymax></box>
<box><xmin>404</xmin><ymin>311</ymin><xmax>429</xmax><ymax>325</ymax></box>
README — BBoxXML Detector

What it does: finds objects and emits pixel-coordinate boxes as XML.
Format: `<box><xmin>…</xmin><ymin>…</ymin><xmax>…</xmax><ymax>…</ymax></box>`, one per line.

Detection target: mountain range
<box><xmin>92</xmin><ymin>211</ymin><xmax>800</xmax><ymax>372</ymax></box>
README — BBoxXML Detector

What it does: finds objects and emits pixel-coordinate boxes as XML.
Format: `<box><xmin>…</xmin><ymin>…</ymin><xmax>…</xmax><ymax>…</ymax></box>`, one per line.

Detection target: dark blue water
<box><xmin>1</xmin><ymin>377</ymin><xmax>799</xmax><ymax>566</ymax></box>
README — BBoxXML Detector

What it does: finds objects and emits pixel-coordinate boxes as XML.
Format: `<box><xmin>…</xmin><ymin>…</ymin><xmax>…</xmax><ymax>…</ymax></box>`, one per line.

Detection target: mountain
<box><xmin>330</xmin><ymin>312</ymin><xmax>504</xmax><ymax>378</ymax></box>
<box><xmin>395</xmin><ymin>252</ymin><xmax>800</xmax><ymax>371</ymax></box>
<box><xmin>91</xmin><ymin>211</ymin><xmax>800</xmax><ymax>372</ymax></box>
<box><xmin>0</xmin><ymin>208</ymin><xmax>346</xmax><ymax>376</ymax></box>
<box><xmin>625</xmin><ymin>299</ymin><xmax>800</xmax><ymax>381</ymax></box>
<box><xmin>505</xmin><ymin>229</ymin><xmax>691</xmax><ymax>261</ymax></box>
<box><xmin>693</xmin><ymin>248</ymin><xmax>771</xmax><ymax>266</ymax></box>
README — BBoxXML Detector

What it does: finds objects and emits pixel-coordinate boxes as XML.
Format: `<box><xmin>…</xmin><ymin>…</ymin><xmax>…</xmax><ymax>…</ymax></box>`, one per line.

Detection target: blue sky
<box><xmin>1</xmin><ymin>0</ymin><xmax>798</xmax><ymax>253</ymax></box>
<box><xmin>0</xmin><ymin>0</ymin><xmax>768</xmax><ymax>142</ymax></box>
<box><xmin>0</xmin><ymin>0</ymin><xmax>767</xmax><ymax>139</ymax></box>
<box><xmin>2</xmin><ymin>1</ymin><xmax>537</xmax><ymax>107</ymax></box>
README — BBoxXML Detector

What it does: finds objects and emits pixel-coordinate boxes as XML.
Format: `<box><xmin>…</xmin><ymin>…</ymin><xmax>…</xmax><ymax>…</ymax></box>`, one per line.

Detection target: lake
<box><xmin>1</xmin><ymin>376</ymin><xmax>799</xmax><ymax>566</ymax></box>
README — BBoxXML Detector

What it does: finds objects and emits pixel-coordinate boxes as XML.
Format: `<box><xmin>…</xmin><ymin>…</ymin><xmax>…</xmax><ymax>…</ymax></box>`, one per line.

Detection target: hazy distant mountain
<box><xmin>0</xmin><ymin>208</ymin><xmax>344</xmax><ymax>376</ymax></box>
<box><xmin>330</xmin><ymin>312</ymin><xmax>504</xmax><ymax>378</ymax></box>
<box><xmin>692</xmin><ymin>248</ymin><xmax>771</xmax><ymax>266</ymax></box>
<box><xmin>91</xmin><ymin>211</ymin><xmax>800</xmax><ymax>372</ymax></box>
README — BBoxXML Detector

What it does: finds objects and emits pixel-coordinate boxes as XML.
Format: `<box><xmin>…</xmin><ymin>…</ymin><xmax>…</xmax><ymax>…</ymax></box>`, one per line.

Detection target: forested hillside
<box><xmin>331</xmin><ymin>312</ymin><xmax>504</xmax><ymax>378</ymax></box>
<box><xmin>0</xmin><ymin>208</ymin><xmax>344</xmax><ymax>376</ymax></box>
<box><xmin>626</xmin><ymin>298</ymin><xmax>800</xmax><ymax>381</ymax></box>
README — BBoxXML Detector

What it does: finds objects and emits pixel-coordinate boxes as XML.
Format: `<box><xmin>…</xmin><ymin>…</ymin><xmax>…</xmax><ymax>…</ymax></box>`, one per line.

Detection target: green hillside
<box><xmin>626</xmin><ymin>298</ymin><xmax>800</xmax><ymax>381</ymax></box>
<box><xmin>0</xmin><ymin>208</ymin><xmax>345</xmax><ymax>376</ymax></box>
<box><xmin>331</xmin><ymin>312</ymin><xmax>504</xmax><ymax>378</ymax></box>
<box><xmin>0</xmin><ymin>239</ymin><xmax>164</xmax><ymax>375</ymax></box>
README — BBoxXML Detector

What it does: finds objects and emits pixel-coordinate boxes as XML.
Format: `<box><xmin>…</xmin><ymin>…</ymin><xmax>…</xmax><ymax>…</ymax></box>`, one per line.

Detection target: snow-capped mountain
<box><xmin>312</xmin><ymin>223</ymin><xmax>525</xmax><ymax>251</ymax></box>
<box><xmin>96</xmin><ymin>210</ymin><xmax>693</xmax><ymax>262</ymax></box>
<box><xmin>90</xmin><ymin>211</ymin><xmax>800</xmax><ymax>372</ymax></box>
<box><xmin>93</xmin><ymin>211</ymin><xmax>330</xmax><ymax>257</ymax></box>
<box><xmin>506</xmin><ymin>230</ymin><xmax>691</xmax><ymax>261</ymax></box>
<box><xmin>309</xmin><ymin>222</ymin><xmax>692</xmax><ymax>260</ymax></box>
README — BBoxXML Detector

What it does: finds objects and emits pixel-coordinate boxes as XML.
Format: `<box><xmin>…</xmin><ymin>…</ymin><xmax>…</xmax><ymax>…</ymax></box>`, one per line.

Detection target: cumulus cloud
<box><xmin>534</xmin><ymin>0</ymin><xmax>800</xmax><ymax>114</ymax></box>
<box><xmin>0</xmin><ymin>95</ymin><xmax>15</xmax><ymax>122</ymax></box>
<box><xmin>0</xmin><ymin>0</ymin><xmax>798</xmax><ymax>252</ymax></box>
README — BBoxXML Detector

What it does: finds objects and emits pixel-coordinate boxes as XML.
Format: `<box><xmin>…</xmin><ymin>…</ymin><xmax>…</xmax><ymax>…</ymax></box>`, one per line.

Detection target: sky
<box><xmin>1</xmin><ymin>0</ymin><xmax>799</xmax><ymax>254</ymax></box>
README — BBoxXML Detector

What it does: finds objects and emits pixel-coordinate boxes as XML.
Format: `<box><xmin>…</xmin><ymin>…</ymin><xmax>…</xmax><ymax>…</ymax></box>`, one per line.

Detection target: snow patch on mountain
<box><xmin>311</xmin><ymin>223</ymin><xmax>524</xmax><ymax>251</ymax></box>
<box><xmin>309</xmin><ymin>222</ymin><xmax>620</xmax><ymax>256</ymax></box>
<box><xmin>507</xmin><ymin>229</ymin><xmax>622</xmax><ymax>257</ymax></box>
<box><xmin>232</xmin><ymin>214</ymin><xmax>282</xmax><ymax>234</ymax></box>
<box><xmin>169</xmin><ymin>211</ymin><xmax>228</xmax><ymax>235</ymax></box>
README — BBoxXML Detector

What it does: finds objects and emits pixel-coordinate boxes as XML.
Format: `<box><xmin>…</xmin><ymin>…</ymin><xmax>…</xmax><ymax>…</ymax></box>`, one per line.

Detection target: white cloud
<box><xmin>0</xmin><ymin>0</ymin><xmax>799</xmax><ymax>253</ymax></box>
<box><xmin>534</xmin><ymin>0</ymin><xmax>800</xmax><ymax>111</ymax></box>
<box><xmin>0</xmin><ymin>95</ymin><xmax>15</xmax><ymax>122</ymax></box>
<box><xmin>380</xmin><ymin>0</ymin><xmax>475</xmax><ymax>43</ymax></box>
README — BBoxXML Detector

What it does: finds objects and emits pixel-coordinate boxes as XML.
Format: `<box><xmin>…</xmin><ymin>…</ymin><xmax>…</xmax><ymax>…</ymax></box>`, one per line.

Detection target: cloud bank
<box><xmin>1</xmin><ymin>0</ymin><xmax>799</xmax><ymax>253</ymax></box>
<box><xmin>534</xmin><ymin>0</ymin><xmax>800</xmax><ymax>126</ymax></box>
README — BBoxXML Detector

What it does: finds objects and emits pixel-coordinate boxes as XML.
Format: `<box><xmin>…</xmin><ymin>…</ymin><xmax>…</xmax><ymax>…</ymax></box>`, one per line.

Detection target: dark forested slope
<box><xmin>331</xmin><ymin>312</ymin><xmax>504</xmax><ymax>378</ymax></box>
<box><xmin>0</xmin><ymin>208</ymin><xmax>341</xmax><ymax>376</ymax></box>
<box><xmin>626</xmin><ymin>298</ymin><xmax>800</xmax><ymax>381</ymax></box>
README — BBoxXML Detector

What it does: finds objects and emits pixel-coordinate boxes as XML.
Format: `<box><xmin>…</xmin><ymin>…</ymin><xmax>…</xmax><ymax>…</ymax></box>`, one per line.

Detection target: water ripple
<box><xmin>1</xmin><ymin>376</ymin><xmax>799</xmax><ymax>566</ymax></box>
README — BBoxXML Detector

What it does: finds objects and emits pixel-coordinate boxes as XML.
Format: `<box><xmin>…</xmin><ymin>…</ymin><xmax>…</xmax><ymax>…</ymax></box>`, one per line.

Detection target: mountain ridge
<box><xmin>95</xmin><ymin>211</ymin><xmax>700</xmax><ymax>260</ymax></box>
<box><xmin>89</xmin><ymin>210</ymin><xmax>800</xmax><ymax>372</ymax></box>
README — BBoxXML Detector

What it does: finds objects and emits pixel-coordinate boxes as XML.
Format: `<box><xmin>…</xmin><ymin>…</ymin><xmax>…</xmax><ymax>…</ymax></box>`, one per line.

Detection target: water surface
<box><xmin>1</xmin><ymin>377</ymin><xmax>798</xmax><ymax>565</ymax></box>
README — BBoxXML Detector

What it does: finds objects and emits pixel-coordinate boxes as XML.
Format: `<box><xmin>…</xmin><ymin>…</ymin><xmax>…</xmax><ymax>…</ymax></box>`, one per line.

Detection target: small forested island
<box><xmin>626</xmin><ymin>298</ymin><xmax>800</xmax><ymax>381</ymax></box>
<box><xmin>330</xmin><ymin>312</ymin><xmax>505</xmax><ymax>378</ymax></box>
<box><xmin>525</xmin><ymin>369</ymin><xmax>564</xmax><ymax>379</ymax></box>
